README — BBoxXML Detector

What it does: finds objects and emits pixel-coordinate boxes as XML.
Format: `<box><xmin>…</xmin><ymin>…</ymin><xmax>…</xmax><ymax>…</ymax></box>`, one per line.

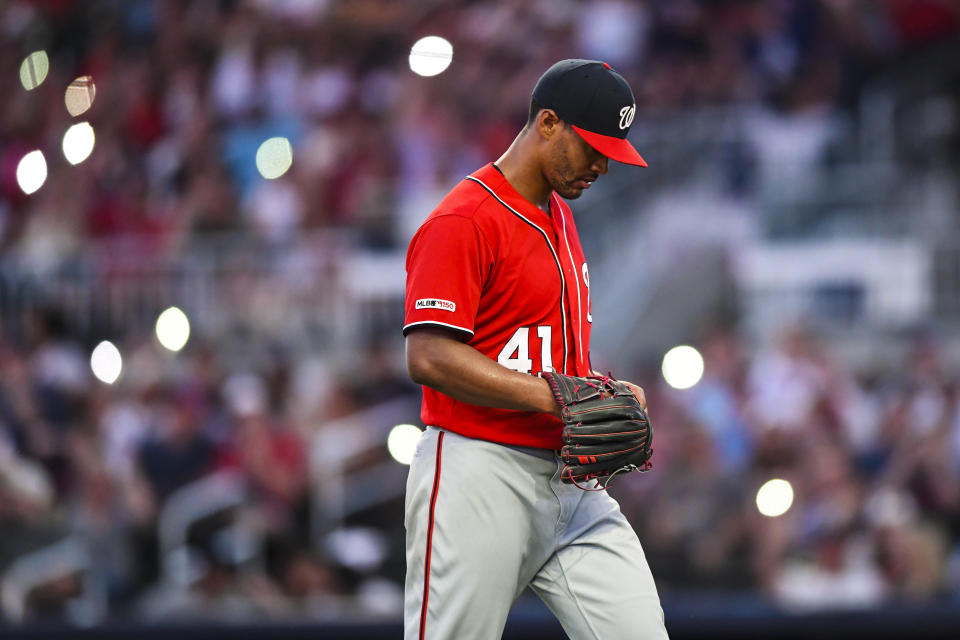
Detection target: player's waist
<box><xmin>501</xmin><ymin>441</ymin><xmax>557</xmax><ymax>461</ymax></box>
<box><xmin>426</xmin><ymin>426</ymin><xmax>558</xmax><ymax>461</ymax></box>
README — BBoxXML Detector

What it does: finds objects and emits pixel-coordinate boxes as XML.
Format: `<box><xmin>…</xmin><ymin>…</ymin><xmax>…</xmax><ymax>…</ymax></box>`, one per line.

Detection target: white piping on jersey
<box><xmin>465</xmin><ymin>176</ymin><xmax>568</xmax><ymax>375</ymax></box>
<box><xmin>403</xmin><ymin>320</ymin><xmax>475</xmax><ymax>336</ymax></box>
<box><xmin>552</xmin><ymin>192</ymin><xmax>584</xmax><ymax>369</ymax></box>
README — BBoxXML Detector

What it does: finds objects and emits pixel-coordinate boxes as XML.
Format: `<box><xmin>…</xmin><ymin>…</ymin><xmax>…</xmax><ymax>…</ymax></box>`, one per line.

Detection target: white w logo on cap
<box><xmin>619</xmin><ymin>105</ymin><xmax>636</xmax><ymax>130</ymax></box>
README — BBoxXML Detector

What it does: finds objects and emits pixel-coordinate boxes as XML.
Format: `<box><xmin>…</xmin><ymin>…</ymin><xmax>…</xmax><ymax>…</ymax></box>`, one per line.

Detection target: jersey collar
<box><xmin>471</xmin><ymin>163</ymin><xmax>554</xmax><ymax>225</ymax></box>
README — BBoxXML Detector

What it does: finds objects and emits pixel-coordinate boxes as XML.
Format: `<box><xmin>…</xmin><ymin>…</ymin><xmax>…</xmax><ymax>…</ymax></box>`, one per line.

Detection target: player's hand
<box><xmin>620</xmin><ymin>380</ymin><xmax>647</xmax><ymax>410</ymax></box>
<box><xmin>593</xmin><ymin>370</ymin><xmax>647</xmax><ymax>411</ymax></box>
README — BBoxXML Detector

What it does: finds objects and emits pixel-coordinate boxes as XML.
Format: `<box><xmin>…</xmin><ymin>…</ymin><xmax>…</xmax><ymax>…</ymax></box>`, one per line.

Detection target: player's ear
<box><xmin>536</xmin><ymin>109</ymin><xmax>562</xmax><ymax>140</ymax></box>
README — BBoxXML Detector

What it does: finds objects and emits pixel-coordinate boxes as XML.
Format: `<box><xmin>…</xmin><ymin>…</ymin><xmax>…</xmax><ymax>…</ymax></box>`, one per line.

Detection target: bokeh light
<box><xmin>387</xmin><ymin>424</ymin><xmax>422</xmax><ymax>465</ymax></box>
<box><xmin>19</xmin><ymin>51</ymin><xmax>49</xmax><ymax>90</ymax></box>
<box><xmin>155</xmin><ymin>306</ymin><xmax>191</xmax><ymax>352</ymax></box>
<box><xmin>409</xmin><ymin>36</ymin><xmax>453</xmax><ymax>77</ymax></box>
<box><xmin>62</xmin><ymin>122</ymin><xmax>96</xmax><ymax>165</ymax></box>
<box><xmin>255</xmin><ymin>137</ymin><xmax>294</xmax><ymax>179</ymax></box>
<box><xmin>65</xmin><ymin>75</ymin><xmax>96</xmax><ymax>116</ymax></box>
<box><xmin>90</xmin><ymin>341</ymin><xmax>123</xmax><ymax>384</ymax></box>
<box><xmin>661</xmin><ymin>345</ymin><xmax>705</xmax><ymax>390</ymax></box>
<box><xmin>756</xmin><ymin>478</ymin><xmax>795</xmax><ymax>518</ymax></box>
<box><xmin>16</xmin><ymin>150</ymin><xmax>47</xmax><ymax>195</ymax></box>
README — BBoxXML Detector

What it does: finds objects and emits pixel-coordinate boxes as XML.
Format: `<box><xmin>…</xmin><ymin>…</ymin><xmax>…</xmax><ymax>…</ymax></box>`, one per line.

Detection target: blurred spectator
<box><xmin>135</xmin><ymin>389</ymin><xmax>217</xmax><ymax>502</ymax></box>
<box><xmin>773</xmin><ymin>527</ymin><xmax>889</xmax><ymax>611</ymax></box>
<box><xmin>217</xmin><ymin>410</ymin><xmax>309</xmax><ymax>539</ymax></box>
<box><xmin>27</xmin><ymin>308</ymin><xmax>89</xmax><ymax>433</ymax></box>
<box><xmin>684</xmin><ymin>328</ymin><xmax>753</xmax><ymax>472</ymax></box>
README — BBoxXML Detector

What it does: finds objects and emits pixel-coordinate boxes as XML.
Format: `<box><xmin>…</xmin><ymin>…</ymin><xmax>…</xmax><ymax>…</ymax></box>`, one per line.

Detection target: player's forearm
<box><xmin>406</xmin><ymin>329</ymin><xmax>560</xmax><ymax>417</ymax></box>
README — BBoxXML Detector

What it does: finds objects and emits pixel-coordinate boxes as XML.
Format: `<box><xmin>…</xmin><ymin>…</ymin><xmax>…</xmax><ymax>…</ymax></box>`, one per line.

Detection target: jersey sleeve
<box><xmin>404</xmin><ymin>214</ymin><xmax>492</xmax><ymax>338</ymax></box>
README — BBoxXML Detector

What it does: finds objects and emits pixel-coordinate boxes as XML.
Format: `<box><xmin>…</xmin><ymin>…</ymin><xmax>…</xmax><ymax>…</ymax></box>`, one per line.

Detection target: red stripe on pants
<box><xmin>420</xmin><ymin>431</ymin><xmax>444</xmax><ymax>639</ymax></box>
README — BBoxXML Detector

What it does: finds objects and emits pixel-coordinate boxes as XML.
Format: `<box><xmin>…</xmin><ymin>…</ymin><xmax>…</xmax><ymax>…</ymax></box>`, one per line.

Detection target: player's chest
<box><xmin>483</xmin><ymin>222</ymin><xmax>588</xmax><ymax>314</ymax></box>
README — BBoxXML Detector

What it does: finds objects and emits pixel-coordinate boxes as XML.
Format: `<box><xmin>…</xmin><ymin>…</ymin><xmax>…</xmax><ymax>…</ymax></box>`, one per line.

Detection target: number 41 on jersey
<box><xmin>497</xmin><ymin>326</ymin><xmax>553</xmax><ymax>374</ymax></box>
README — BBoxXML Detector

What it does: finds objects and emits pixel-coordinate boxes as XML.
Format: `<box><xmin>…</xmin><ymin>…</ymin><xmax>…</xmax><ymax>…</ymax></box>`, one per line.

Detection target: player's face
<box><xmin>545</xmin><ymin>125</ymin><xmax>609</xmax><ymax>200</ymax></box>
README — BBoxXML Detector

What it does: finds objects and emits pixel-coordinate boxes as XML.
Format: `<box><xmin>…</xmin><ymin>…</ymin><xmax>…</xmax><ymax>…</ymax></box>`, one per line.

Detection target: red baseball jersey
<box><xmin>404</xmin><ymin>163</ymin><xmax>594</xmax><ymax>450</ymax></box>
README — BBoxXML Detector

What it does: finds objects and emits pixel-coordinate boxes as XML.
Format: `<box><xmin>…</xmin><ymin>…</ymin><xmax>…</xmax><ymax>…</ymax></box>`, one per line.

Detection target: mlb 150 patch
<box><xmin>416</xmin><ymin>298</ymin><xmax>456</xmax><ymax>312</ymax></box>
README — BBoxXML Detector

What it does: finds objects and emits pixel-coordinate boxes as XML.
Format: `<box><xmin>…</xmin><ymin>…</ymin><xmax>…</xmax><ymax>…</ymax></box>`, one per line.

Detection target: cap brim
<box><xmin>571</xmin><ymin>125</ymin><xmax>647</xmax><ymax>167</ymax></box>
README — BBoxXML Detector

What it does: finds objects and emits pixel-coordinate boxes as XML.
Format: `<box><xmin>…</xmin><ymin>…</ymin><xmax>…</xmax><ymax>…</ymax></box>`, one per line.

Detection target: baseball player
<box><xmin>403</xmin><ymin>60</ymin><xmax>667</xmax><ymax>640</ymax></box>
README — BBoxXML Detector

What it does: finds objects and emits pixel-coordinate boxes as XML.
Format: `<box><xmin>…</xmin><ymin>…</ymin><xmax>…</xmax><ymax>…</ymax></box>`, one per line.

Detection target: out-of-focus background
<box><xmin>1</xmin><ymin>0</ymin><xmax>959</xmax><ymax>638</ymax></box>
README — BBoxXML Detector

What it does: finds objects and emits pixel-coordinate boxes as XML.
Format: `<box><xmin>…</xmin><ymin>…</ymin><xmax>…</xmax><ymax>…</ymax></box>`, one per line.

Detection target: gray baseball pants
<box><xmin>404</xmin><ymin>426</ymin><xmax>668</xmax><ymax>640</ymax></box>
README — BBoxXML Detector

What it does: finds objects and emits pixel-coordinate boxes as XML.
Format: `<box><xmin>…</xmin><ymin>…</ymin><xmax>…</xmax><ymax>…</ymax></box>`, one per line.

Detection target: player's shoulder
<box><xmin>425</xmin><ymin>164</ymin><xmax>506</xmax><ymax>224</ymax></box>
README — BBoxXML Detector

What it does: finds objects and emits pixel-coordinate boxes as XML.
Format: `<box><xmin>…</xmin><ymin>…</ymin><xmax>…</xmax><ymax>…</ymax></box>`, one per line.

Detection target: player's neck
<box><xmin>495</xmin><ymin>135</ymin><xmax>552</xmax><ymax>211</ymax></box>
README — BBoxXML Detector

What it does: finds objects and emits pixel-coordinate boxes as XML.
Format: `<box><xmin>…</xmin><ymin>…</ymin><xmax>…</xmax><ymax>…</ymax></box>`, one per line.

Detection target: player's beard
<box><xmin>546</xmin><ymin>136</ymin><xmax>591</xmax><ymax>200</ymax></box>
<box><xmin>547</xmin><ymin>148</ymin><xmax>583</xmax><ymax>200</ymax></box>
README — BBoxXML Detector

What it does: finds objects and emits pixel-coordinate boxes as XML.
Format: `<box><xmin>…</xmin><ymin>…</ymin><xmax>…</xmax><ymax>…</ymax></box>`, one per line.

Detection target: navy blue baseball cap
<box><xmin>532</xmin><ymin>59</ymin><xmax>647</xmax><ymax>167</ymax></box>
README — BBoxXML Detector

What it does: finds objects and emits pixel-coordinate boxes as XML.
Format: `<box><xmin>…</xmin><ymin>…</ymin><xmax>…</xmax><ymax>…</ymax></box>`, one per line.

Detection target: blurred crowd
<box><xmin>0</xmin><ymin>305</ymin><xmax>418</xmax><ymax>622</ymax></box>
<box><xmin>1</xmin><ymin>0</ymin><xmax>960</xmax><ymax>626</ymax></box>
<box><xmin>617</xmin><ymin>324</ymin><xmax>960</xmax><ymax>611</ymax></box>
<box><xmin>5</xmin><ymin>308</ymin><xmax>960</xmax><ymax>621</ymax></box>
<box><xmin>1</xmin><ymin>0</ymin><xmax>957</xmax><ymax>263</ymax></box>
